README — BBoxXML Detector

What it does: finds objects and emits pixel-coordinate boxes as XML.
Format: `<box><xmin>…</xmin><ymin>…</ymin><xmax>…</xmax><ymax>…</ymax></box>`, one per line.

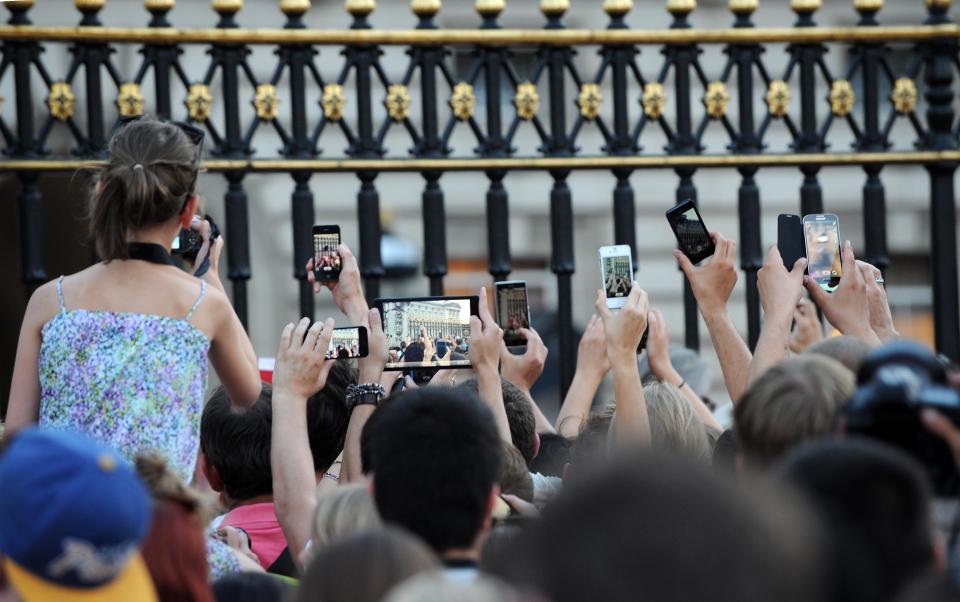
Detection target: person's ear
<box><xmin>179</xmin><ymin>193</ymin><xmax>200</xmax><ymax>228</ymax></box>
<box><xmin>199</xmin><ymin>452</ymin><xmax>224</xmax><ymax>493</ymax></box>
<box><xmin>481</xmin><ymin>484</ymin><xmax>501</xmax><ymax>534</ymax></box>
<box><xmin>532</xmin><ymin>432</ymin><xmax>541</xmax><ymax>461</ymax></box>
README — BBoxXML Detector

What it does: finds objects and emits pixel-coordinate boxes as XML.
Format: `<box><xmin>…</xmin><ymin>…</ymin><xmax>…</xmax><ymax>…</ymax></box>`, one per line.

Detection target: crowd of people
<box><xmin>3</xmin><ymin>117</ymin><xmax>960</xmax><ymax>601</ymax></box>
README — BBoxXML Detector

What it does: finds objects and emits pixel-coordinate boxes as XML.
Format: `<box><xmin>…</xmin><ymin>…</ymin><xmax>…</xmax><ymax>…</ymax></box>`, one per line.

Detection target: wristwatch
<box><xmin>346</xmin><ymin>383</ymin><xmax>386</xmax><ymax>411</ymax></box>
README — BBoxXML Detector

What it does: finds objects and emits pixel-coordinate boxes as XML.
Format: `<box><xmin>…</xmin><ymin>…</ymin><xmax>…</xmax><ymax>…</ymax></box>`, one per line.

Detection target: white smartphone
<box><xmin>802</xmin><ymin>213</ymin><xmax>842</xmax><ymax>292</ymax></box>
<box><xmin>599</xmin><ymin>244</ymin><xmax>634</xmax><ymax>309</ymax></box>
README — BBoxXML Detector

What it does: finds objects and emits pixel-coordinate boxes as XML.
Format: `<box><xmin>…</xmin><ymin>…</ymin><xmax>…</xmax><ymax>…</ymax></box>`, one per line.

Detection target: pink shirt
<box><xmin>220</xmin><ymin>502</ymin><xmax>287</xmax><ymax>570</ymax></box>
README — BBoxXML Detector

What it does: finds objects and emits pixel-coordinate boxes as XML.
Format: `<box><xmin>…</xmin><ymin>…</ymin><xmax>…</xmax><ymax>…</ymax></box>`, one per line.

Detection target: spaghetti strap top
<box><xmin>38</xmin><ymin>276</ymin><xmax>210</xmax><ymax>483</ymax></box>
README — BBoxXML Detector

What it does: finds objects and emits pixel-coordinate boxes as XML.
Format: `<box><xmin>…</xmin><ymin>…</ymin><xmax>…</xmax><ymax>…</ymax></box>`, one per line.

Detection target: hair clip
<box><xmin>132</xmin><ymin>163</ymin><xmax>144</xmax><ymax>171</ymax></box>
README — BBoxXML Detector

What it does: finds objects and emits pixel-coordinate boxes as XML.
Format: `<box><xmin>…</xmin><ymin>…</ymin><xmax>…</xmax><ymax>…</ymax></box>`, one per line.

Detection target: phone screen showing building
<box><xmin>383</xmin><ymin>299</ymin><xmax>473</xmax><ymax>369</ymax></box>
<box><xmin>674</xmin><ymin>207</ymin><xmax>711</xmax><ymax>258</ymax></box>
<box><xmin>327</xmin><ymin>327</ymin><xmax>361</xmax><ymax>359</ymax></box>
<box><xmin>497</xmin><ymin>285</ymin><xmax>529</xmax><ymax>346</ymax></box>
<box><xmin>313</xmin><ymin>232</ymin><xmax>341</xmax><ymax>276</ymax></box>
<box><xmin>603</xmin><ymin>255</ymin><xmax>631</xmax><ymax>298</ymax></box>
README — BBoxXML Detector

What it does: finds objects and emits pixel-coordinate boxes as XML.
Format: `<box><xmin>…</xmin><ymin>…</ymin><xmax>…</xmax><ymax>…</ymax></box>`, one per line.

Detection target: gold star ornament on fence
<box><xmin>116</xmin><ymin>82</ymin><xmax>144</xmax><ymax>117</ymax></box>
<box><xmin>703</xmin><ymin>81</ymin><xmax>730</xmax><ymax>119</ymax></box>
<box><xmin>829</xmin><ymin>79</ymin><xmax>855</xmax><ymax>117</ymax></box>
<box><xmin>48</xmin><ymin>81</ymin><xmax>75</xmax><ymax>122</ymax></box>
<box><xmin>450</xmin><ymin>82</ymin><xmax>476</xmax><ymax>121</ymax></box>
<box><xmin>578</xmin><ymin>83</ymin><xmax>602</xmax><ymax>120</ymax></box>
<box><xmin>642</xmin><ymin>82</ymin><xmax>666</xmax><ymax>119</ymax></box>
<box><xmin>322</xmin><ymin>83</ymin><xmax>346</xmax><ymax>121</ymax></box>
<box><xmin>186</xmin><ymin>83</ymin><xmax>213</xmax><ymax>122</ymax></box>
<box><xmin>514</xmin><ymin>81</ymin><xmax>539</xmax><ymax>121</ymax></box>
<box><xmin>385</xmin><ymin>84</ymin><xmax>410</xmax><ymax>122</ymax></box>
<box><xmin>254</xmin><ymin>83</ymin><xmax>280</xmax><ymax>121</ymax></box>
<box><xmin>892</xmin><ymin>77</ymin><xmax>917</xmax><ymax>115</ymax></box>
<box><xmin>765</xmin><ymin>80</ymin><xmax>790</xmax><ymax>118</ymax></box>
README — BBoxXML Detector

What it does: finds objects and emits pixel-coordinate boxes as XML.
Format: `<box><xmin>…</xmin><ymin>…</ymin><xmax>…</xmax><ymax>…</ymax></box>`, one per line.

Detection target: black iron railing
<box><xmin>4</xmin><ymin>0</ymin><xmax>960</xmax><ymax>399</ymax></box>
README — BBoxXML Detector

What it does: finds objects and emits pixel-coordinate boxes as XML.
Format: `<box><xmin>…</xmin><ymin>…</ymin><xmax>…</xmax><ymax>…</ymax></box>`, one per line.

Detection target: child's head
<box><xmin>90</xmin><ymin>117</ymin><xmax>202</xmax><ymax>261</ymax></box>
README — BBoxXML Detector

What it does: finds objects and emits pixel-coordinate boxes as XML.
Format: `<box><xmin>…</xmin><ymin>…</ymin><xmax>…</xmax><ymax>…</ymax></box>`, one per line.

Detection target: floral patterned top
<box><xmin>39</xmin><ymin>276</ymin><xmax>209</xmax><ymax>483</ymax></box>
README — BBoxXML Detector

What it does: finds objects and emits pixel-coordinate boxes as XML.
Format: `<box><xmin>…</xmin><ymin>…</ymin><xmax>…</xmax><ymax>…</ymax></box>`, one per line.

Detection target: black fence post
<box><xmin>411</xmin><ymin>1</ymin><xmax>448</xmax><ymax>297</ymax></box>
<box><xmin>791</xmin><ymin>2</ymin><xmax>826</xmax><ymax>219</ymax></box>
<box><xmin>345</xmin><ymin>0</ymin><xmax>385</xmax><ymax>302</ymax></box>
<box><xmin>922</xmin><ymin>0</ymin><xmax>960</xmax><ymax>362</ymax></box>
<box><xmin>142</xmin><ymin>0</ymin><xmax>180</xmax><ymax>120</ymax></box>
<box><xmin>281</xmin><ymin>0</ymin><xmax>316</xmax><ymax>321</ymax></box>
<box><xmin>728</xmin><ymin>1</ymin><xmax>763</xmax><ymax>350</ymax></box>
<box><xmin>665</xmin><ymin>0</ymin><xmax>703</xmax><ymax>351</ymax></box>
<box><xmin>540</xmin><ymin>0</ymin><xmax>576</xmax><ymax>398</ymax></box>
<box><xmin>212</xmin><ymin>0</ymin><xmax>253</xmax><ymax>329</ymax></box>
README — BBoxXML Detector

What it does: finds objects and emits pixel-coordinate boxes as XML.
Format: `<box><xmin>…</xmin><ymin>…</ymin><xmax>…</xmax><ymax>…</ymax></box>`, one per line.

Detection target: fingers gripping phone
<box><xmin>665</xmin><ymin>200</ymin><xmax>716</xmax><ymax>265</ymax></box>
<box><xmin>313</xmin><ymin>225</ymin><xmax>342</xmax><ymax>281</ymax></box>
<box><xmin>803</xmin><ymin>214</ymin><xmax>842</xmax><ymax>292</ymax></box>
<box><xmin>495</xmin><ymin>281</ymin><xmax>531</xmax><ymax>348</ymax></box>
<box><xmin>599</xmin><ymin>245</ymin><xmax>634</xmax><ymax>310</ymax></box>
<box><xmin>778</xmin><ymin>214</ymin><xmax>806</xmax><ymax>270</ymax></box>
<box><xmin>326</xmin><ymin>326</ymin><xmax>369</xmax><ymax>360</ymax></box>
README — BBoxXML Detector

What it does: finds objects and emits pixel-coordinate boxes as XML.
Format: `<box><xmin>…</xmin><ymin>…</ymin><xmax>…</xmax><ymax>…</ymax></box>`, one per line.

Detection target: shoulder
<box><xmin>24</xmin><ymin>278</ymin><xmax>63</xmax><ymax>329</ymax></box>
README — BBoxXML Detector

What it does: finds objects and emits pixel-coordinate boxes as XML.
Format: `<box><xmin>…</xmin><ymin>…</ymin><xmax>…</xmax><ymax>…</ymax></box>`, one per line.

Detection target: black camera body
<box><xmin>171</xmin><ymin>215</ymin><xmax>220</xmax><ymax>262</ymax></box>
<box><xmin>845</xmin><ymin>342</ymin><xmax>960</xmax><ymax>496</ymax></box>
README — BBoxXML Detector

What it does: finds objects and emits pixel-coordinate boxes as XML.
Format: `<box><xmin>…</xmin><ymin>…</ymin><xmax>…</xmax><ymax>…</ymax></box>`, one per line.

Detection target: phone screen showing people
<box><xmin>495</xmin><ymin>281</ymin><xmax>530</xmax><ymax>347</ymax></box>
<box><xmin>803</xmin><ymin>214</ymin><xmax>842</xmax><ymax>292</ymax></box>
<box><xmin>666</xmin><ymin>200</ymin><xmax>715</xmax><ymax>264</ymax></box>
<box><xmin>599</xmin><ymin>245</ymin><xmax>633</xmax><ymax>309</ymax></box>
<box><xmin>376</xmin><ymin>296</ymin><xmax>480</xmax><ymax>370</ymax></box>
<box><xmin>326</xmin><ymin>326</ymin><xmax>369</xmax><ymax>360</ymax></box>
<box><xmin>313</xmin><ymin>225</ymin><xmax>341</xmax><ymax>280</ymax></box>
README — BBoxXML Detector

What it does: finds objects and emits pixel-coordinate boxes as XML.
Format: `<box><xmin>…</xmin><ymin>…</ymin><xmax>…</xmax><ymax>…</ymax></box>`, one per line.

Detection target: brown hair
<box><xmin>642</xmin><ymin>381</ymin><xmax>711</xmax><ymax>462</ymax></box>
<box><xmin>735</xmin><ymin>355</ymin><xmax>855</xmax><ymax>467</ymax></box>
<box><xmin>805</xmin><ymin>335</ymin><xmax>872</xmax><ymax>375</ymax></box>
<box><xmin>89</xmin><ymin>117</ymin><xmax>200</xmax><ymax>261</ymax></box>
<box><xmin>498</xmin><ymin>442</ymin><xmax>534</xmax><ymax>503</ymax></box>
<box><xmin>141</xmin><ymin>499</ymin><xmax>214</xmax><ymax>602</ymax></box>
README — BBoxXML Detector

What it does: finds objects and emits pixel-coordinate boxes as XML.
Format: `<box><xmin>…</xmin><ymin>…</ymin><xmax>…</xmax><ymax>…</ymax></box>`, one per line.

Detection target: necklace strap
<box><xmin>127</xmin><ymin>242</ymin><xmax>176</xmax><ymax>266</ymax></box>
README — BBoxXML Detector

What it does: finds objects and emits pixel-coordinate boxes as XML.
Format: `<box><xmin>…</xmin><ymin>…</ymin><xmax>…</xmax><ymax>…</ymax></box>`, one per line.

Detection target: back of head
<box><xmin>780</xmin><ymin>438</ymin><xmax>934</xmax><ymax>602</ymax></box>
<box><xmin>306</xmin><ymin>361</ymin><xmax>353</xmax><ymax>472</ymax></box>
<box><xmin>91</xmin><ymin>118</ymin><xmax>200</xmax><ymax>261</ymax></box>
<box><xmin>639</xmin><ymin>347</ymin><xmax>713</xmax><ymax>397</ymax></box>
<box><xmin>529</xmin><ymin>432</ymin><xmax>572</xmax><ymax>478</ymax></box>
<box><xmin>459</xmin><ymin>379</ymin><xmax>537</xmax><ymax>467</ymax></box>
<box><xmin>497</xmin><ymin>450</ymin><xmax>825</xmax><ymax>602</ymax></box>
<box><xmin>371</xmin><ymin>387</ymin><xmax>502</xmax><ymax>554</ymax></box>
<box><xmin>297</xmin><ymin>528</ymin><xmax>440</xmax><ymax>602</ymax></box>
<box><xmin>142</xmin><ymin>500</ymin><xmax>213</xmax><ymax>602</ymax></box>
<box><xmin>200</xmin><ymin>386</ymin><xmax>273</xmax><ymax>502</ymax></box>
<box><xmin>384</xmin><ymin>573</ymin><xmax>519</xmax><ymax>602</ymax></box>
<box><xmin>311</xmin><ymin>483</ymin><xmax>381</xmax><ymax>551</ymax></box>
<box><xmin>498</xmin><ymin>442</ymin><xmax>534</xmax><ymax>503</ymax></box>
<box><xmin>212</xmin><ymin>572</ymin><xmax>291</xmax><ymax>602</ymax></box>
<box><xmin>806</xmin><ymin>335</ymin><xmax>873</xmax><ymax>374</ymax></box>
<box><xmin>735</xmin><ymin>355</ymin><xmax>854</xmax><ymax>467</ymax></box>
<box><xmin>642</xmin><ymin>381</ymin><xmax>710</xmax><ymax>462</ymax></box>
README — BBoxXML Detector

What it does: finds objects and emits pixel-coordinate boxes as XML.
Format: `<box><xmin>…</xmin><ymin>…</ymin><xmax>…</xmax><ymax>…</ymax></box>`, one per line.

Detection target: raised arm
<box><xmin>270</xmin><ymin>317</ymin><xmax>336</xmax><ymax>565</ymax></box>
<box><xmin>674</xmin><ymin>233</ymin><xmax>752</xmax><ymax>403</ymax></box>
<box><xmin>341</xmin><ymin>308</ymin><xmax>387</xmax><ymax>484</ymax></box>
<box><xmin>307</xmin><ymin>243</ymin><xmax>370</xmax><ymax>324</ymax></box>
<box><xmin>803</xmin><ymin>241</ymin><xmax>882</xmax><ymax>347</ymax></box>
<box><xmin>748</xmin><ymin>246</ymin><xmax>807</xmax><ymax>384</ymax></box>
<box><xmin>790</xmin><ymin>299</ymin><xmax>823</xmax><ymax>354</ymax></box>
<box><xmin>470</xmin><ymin>287</ymin><xmax>511</xmax><ymax>442</ymax></box>
<box><xmin>645</xmin><ymin>308</ymin><xmax>722</xmax><ymax>431</ymax></box>
<box><xmin>857</xmin><ymin>259</ymin><xmax>899</xmax><ymax>343</ymax></box>
<box><xmin>596</xmin><ymin>284</ymin><xmax>650</xmax><ymax>443</ymax></box>
<box><xmin>499</xmin><ymin>327</ymin><xmax>555</xmax><ymax>435</ymax></box>
<box><xmin>556</xmin><ymin>315</ymin><xmax>610</xmax><ymax>437</ymax></box>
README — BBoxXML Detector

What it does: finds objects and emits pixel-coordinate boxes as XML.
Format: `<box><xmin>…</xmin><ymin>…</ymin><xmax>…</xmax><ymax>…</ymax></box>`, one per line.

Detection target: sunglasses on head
<box><xmin>116</xmin><ymin>114</ymin><xmax>206</xmax><ymax>151</ymax></box>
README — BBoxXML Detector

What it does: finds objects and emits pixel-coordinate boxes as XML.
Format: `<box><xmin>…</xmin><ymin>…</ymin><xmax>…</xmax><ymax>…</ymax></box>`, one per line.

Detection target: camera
<box><xmin>844</xmin><ymin>341</ymin><xmax>960</xmax><ymax>496</ymax></box>
<box><xmin>172</xmin><ymin>215</ymin><xmax>220</xmax><ymax>261</ymax></box>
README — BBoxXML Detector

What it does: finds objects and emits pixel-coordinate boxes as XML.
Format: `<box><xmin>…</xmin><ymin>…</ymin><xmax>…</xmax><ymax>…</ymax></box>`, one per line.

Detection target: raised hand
<box><xmin>470</xmin><ymin>287</ymin><xmax>510</xmax><ymax>441</ymax></box>
<box><xmin>576</xmin><ymin>314</ymin><xmax>610</xmax><ymax>380</ymax></box>
<box><xmin>273</xmin><ymin>317</ymin><xmax>336</xmax><ymax>399</ymax></box>
<box><xmin>358</xmin><ymin>308</ymin><xmax>387</xmax><ymax>385</ymax></box>
<box><xmin>758</xmin><ymin>245</ymin><xmax>807</xmax><ymax>325</ymax></box>
<box><xmin>645</xmin><ymin>308</ymin><xmax>676</xmax><ymax>382</ymax></box>
<box><xmin>674</xmin><ymin>232</ymin><xmax>738</xmax><ymax>317</ymax></box>
<box><xmin>790</xmin><ymin>298</ymin><xmax>823</xmax><ymax>354</ymax></box>
<box><xmin>856</xmin><ymin>260</ymin><xmax>899</xmax><ymax>343</ymax></box>
<box><xmin>595</xmin><ymin>282</ymin><xmax>649</xmax><ymax>360</ymax></box>
<box><xmin>306</xmin><ymin>243</ymin><xmax>367</xmax><ymax>324</ymax></box>
<box><xmin>500</xmin><ymin>327</ymin><xmax>549</xmax><ymax>392</ymax></box>
<box><xmin>804</xmin><ymin>241</ymin><xmax>880</xmax><ymax>345</ymax></box>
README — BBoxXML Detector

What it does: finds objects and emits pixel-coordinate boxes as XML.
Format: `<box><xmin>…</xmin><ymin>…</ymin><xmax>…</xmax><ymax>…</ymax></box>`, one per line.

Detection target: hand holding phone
<box><xmin>312</xmin><ymin>225</ymin><xmax>342</xmax><ymax>281</ymax></box>
<box><xmin>495</xmin><ymin>281</ymin><xmax>531</xmax><ymax>347</ymax></box>
<box><xmin>666</xmin><ymin>200</ymin><xmax>715</xmax><ymax>265</ymax></box>
<box><xmin>599</xmin><ymin>245</ymin><xmax>634</xmax><ymax>309</ymax></box>
<box><xmin>802</xmin><ymin>214</ymin><xmax>842</xmax><ymax>292</ymax></box>
<box><xmin>325</xmin><ymin>326</ymin><xmax>369</xmax><ymax>360</ymax></box>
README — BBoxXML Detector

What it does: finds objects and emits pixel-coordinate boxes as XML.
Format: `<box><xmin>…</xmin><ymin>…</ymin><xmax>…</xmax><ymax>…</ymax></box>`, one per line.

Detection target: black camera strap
<box><xmin>127</xmin><ymin>242</ymin><xmax>177</xmax><ymax>266</ymax></box>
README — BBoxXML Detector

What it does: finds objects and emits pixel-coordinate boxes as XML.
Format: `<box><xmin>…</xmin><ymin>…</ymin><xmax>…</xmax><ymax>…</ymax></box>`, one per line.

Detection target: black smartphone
<box><xmin>325</xmin><ymin>326</ymin><xmax>369</xmax><ymax>360</ymax></box>
<box><xmin>313</xmin><ymin>225</ymin><xmax>342</xmax><ymax>281</ymax></box>
<box><xmin>666</xmin><ymin>200</ymin><xmax>715</xmax><ymax>265</ymax></box>
<box><xmin>803</xmin><ymin>213</ymin><xmax>842</xmax><ymax>292</ymax></box>
<box><xmin>495</xmin><ymin>281</ymin><xmax>530</xmax><ymax>347</ymax></box>
<box><xmin>374</xmin><ymin>296</ymin><xmax>480</xmax><ymax>371</ymax></box>
<box><xmin>778</xmin><ymin>214</ymin><xmax>806</xmax><ymax>270</ymax></box>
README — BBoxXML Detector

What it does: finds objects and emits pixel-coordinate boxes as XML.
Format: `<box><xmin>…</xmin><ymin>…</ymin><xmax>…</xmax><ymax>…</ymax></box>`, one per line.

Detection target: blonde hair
<box><xmin>135</xmin><ymin>454</ymin><xmax>218</xmax><ymax>525</ymax></box>
<box><xmin>642</xmin><ymin>382</ymin><xmax>710</xmax><ymax>462</ymax></box>
<box><xmin>311</xmin><ymin>483</ymin><xmax>381</xmax><ymax>551</ymax></box>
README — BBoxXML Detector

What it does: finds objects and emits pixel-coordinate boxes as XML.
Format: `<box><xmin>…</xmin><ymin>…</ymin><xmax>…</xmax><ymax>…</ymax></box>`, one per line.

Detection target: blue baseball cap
<box><xmin>0</xmin><ymin>428</ymin><xmax>157</xmax><ymax>601</ymax></box>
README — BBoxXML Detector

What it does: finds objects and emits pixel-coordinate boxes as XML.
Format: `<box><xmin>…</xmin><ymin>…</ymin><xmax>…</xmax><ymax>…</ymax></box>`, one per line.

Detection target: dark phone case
<box><xmin>778</xmin><ymin>214</ymin><xmax>806</xmax><ymax>270</ymax></box>
<box><xmin>666</xmin><ymin>201</ymin><xmax>715</xmax><ymax>264</ymax></box>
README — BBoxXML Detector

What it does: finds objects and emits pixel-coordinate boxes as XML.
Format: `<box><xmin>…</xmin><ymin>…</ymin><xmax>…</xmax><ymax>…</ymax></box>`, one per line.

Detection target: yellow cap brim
<box><xmin>5</xmin><ymin>554</ymin><xmax>158</xmax><ymax>602</ymax></box>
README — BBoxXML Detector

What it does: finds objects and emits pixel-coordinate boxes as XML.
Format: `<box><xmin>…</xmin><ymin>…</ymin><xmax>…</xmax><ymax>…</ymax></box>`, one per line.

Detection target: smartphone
<box><xmin>599</xmin><ymin>245</ymin><xmax>634</xmax><ymax>309</ymax></box>
<box><xmin>803</xmin><ymin>214</ymin><xmax>842</xmax><ymax>292</ymax></box>
<box><xmin>325</xmin><ymin>326</ymin><xmax>369</xmax><ymax>360</ymax></box>
<box><xmin>666</xmin><ymin>200</ymin><xmax>715</xmax><ymax>265</ymax></box>
<box><xmin>313</xmin><ymin>225</ymin><xmax>342</xmax><ymax>281</ymax></box>
<box><xmin>495</xmin><ymin>281</ymin><xmax>531</xmax><ymax>347</ymax></box>
<box><xmin>778</xmin><ymin>214</ymin><xmax>806</xmax><ymax>270</ymax></box>
<box><xmin>375</xmin><ymin>296</ymin><xmax>480</xmax><ymax>371</ymax></box>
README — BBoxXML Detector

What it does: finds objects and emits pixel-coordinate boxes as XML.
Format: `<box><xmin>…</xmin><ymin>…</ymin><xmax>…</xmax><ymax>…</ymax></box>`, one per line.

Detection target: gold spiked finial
<box><xmin>853</xmin><ymin>0</ymin><xmax>882</xmax><ymax>11</ymax></box>
<box><xmin>475</xmin><ymin>0</ymin><xmax>504</xmax><ymax>16</ymax></box>
<box><xmin>4</xmin><ymin>0</ymin><xmax>35</xmax><ymax>9</ymax></box>
<box><xmin>411</xmin><ymin>0</ymin><xmax>440</xmax><ymax>17</ymax></box>
<box><xmin>603</xmin><ymin>0</ymin><xmax>633</xmax><ymax>16</ymax></box>
<box><xmin>540</xmin><ymin>0</ymin><xmax>569</xmax><ymax>17</ymax></box>
<box><xmin>75</xmin><ymin>0</ymin><xmax>105</xmax><ymax>9</ymax></box>
<box><xmin>346</xmin><ymin>0</ymin><xmax>375</xmax><ymax>17</ymax></box>
<box><xmin>145</xmin><ymin>0</ymin><xmax>174</xmax><ymax>9</ymax></box>
<box><xmin>280</xmin><ymin>0</ymin><xmax>310</xmax><ymax>15</ymax></box>
<box><xmin>666</xmin><ymin>0</ymin><xmax>696</xmax><ymax>14</ymax></box>
<box><xmin>729</xmin><ymin>0</ymin><xmax>757</xmax><ymax>14</ymax></box>
<box><xmin>211</xmin><ymin>0</ymin><xmax>241</xmax><ymax>13</ymax></box>
<box><xmin>790</xmin><ymin>0</ymin><xmax>820</xmax><ymax>12</ymax></box>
